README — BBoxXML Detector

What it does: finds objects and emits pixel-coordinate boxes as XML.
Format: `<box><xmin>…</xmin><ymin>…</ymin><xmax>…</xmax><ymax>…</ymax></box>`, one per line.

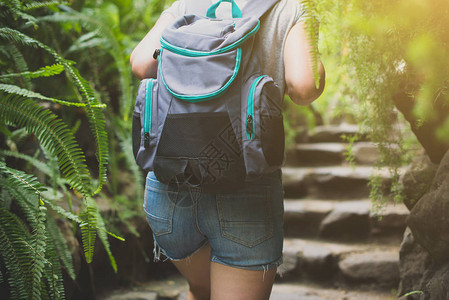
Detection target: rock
<box><xmin>283</xmin><ymin>200</ymin><xmax>334</xmax><ymax>238</ymax></box>
<box><xmin>400</xmin><ymin>155</ymin><xmax>437</xmax><ymax>210</ymax></box>
<box><xmin>352</xmin><ymin>142</ymin><xmax>380</xmax><ymax>165</ymax></box>
<box><xmin>407</xmin><ymin>150</ymin><xmax>449</xmax><ymax>262</ymax></box>
<box><xmin>338</xmin><ymin>250</ymin><xmax>399</xmax><ymax>287</ymax></box>
<box><xmin>280</xmin><ymin>238</ymin><xmax>390</xmax><ymax>282</ymax></box>
<box><xmin>157</xmin><ymin>290</ymin><xmax>180</xmax><ymax>300</ymax></box>
<box><xmin>301</xmin><ymin>245</ymin><xmax>336</xmax><ymax>280</ymax></box>
<box><xmin>282</xmin><ymin>168</ymin><xmax>308</xmax><ymax>198</ymax></box>
<box><xmin>103</xmin><ymin>291</ymin><xmax>158</xmax><ymax>300</ymax></box>
<box><xmin>277</xmin><ymin>244</ymin><xmax>302</xmax><ymax>280</ymax></box>
<box><xmin>286</xmin><ymin>143</ymin><xmax>346</xmax><ymax>166</ymax></box>
<box><xmin>308</xmin><ymin>124</ymin><xmax>367</xmax><ymax>143</ymax></box>
<box><xmin>370</xmin><ymin>203</ymin><xmax>409</xmax><ymax>239</ymax></box>
<box><xmin>421</xmin><ymin>262</ymin><xmax>449</xmax><ymax>300</ymax></box>
<box><xmin>398</xmin><ymin>228</ymin><xmax>431</xmax><ymax>298</ymax></box>
<box><xmin>319</xmin><ymin>201</ymin><xmax>371</xmax><ymax>241</ymax></box>
<box><xmin>283</xmin><ymin>166</ymin><xmax>396</xmax><ymax>199</ymax></box>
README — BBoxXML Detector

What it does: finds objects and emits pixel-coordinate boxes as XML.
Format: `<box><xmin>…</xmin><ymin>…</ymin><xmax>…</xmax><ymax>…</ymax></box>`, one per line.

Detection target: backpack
<box><xmin>132</xmin><ymin>0</ymin><xmax>284</xmax><ymax>192</ymax></box>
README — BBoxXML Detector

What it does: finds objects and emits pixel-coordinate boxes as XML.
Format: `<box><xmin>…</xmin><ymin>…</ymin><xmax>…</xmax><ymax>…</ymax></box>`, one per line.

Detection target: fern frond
<box><xmin>45</xmin><ymin>200</ymin><xmax>81</xmax><ymax>225</ymax></box>
<box><xmin>46</xmin><ymin>214</ymin><xmax>76</xmax><ymax>280</ymax></box>
<box><xmin>24</xmin><ymin>0</ymin><xmax>68</xmax><ymax>10</ymax></box>
<box><xmin>38</xmin><ymin>11</ymin><xmax>133</xmax><ymax>120</ymax></box>
<box><xmin>29</xmin><ymin>205</ymin><xmax>48</xmax><ymax>300</ymax></box>
<box><xmin>0</xmin><ymin>207</ymin><xmax>31</xmax><ymax>300</ymax></box>
<box><xmin>43</xmin><ymin>216</ymin><xmax>68</xmax><ymax>299</ymax></box>
<box><xmin>0</xmin><ymin>149</ymin><xmax>69</xmax><ymax>193</ymax></box>
<box><xmin>0</xmin><ymin>63</ymin><xmax>64</xmax><ymax>79</ymax></box>
<box><xmin>0</xmin><ymin>161</ymin><xmax>46</xmax><ymax>197</ymax></box>
<box><xmin>2</xmin><ymin>0</ymin><xmax>38</xmax><ymax>27</ymax></box>
<box><xmin>80</xmin><ymin>196</ymin><xmax>97</xmax><ymax>263</ymax></box>
<box><xmin>0</xmin><ymin>94</ymin><xmax>92</xmax><ymax>197</ymax></box>
<box><xmin>0</xmin><ymin>83</ymin><xmax>106</xmax><ymax>108</ymax></box>
<box><xmin>95</xmin><ymin>206</ymin><xmax>118</xmax><ymax>272</ymax></box>
<box><xmin>0</xmin><ymin>28</ymin><xmax>109</xmax><ymax>195</ymax></box>
<box><xmin>0</xmin><ymin>177</ymin><xmax>39</xmax><ymax>229</ymax></box>
<box><xmin>299</xmin><ymin>0</ymin><xmax>321</xmax><ymax>88</ymax></box>
<box><xmin>2</xmin><ymin>44</ymin><xmax>32</xmax><ymax>89</ymax></box>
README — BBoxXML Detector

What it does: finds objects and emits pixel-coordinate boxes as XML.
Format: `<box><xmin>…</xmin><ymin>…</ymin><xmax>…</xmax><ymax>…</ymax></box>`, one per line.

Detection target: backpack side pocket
<box><xmin>242</xmin><ymin>75</ymin><xmax>284</xmax><ymax>181</ymax></box>
<box><xmin>134</xmin><ymin>78</ymin><xmax>160</xmax><ymax>171</ymax></box>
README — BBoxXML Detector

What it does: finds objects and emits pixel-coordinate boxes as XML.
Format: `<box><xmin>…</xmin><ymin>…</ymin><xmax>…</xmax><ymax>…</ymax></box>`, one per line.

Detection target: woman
<box><xmin>130</xmin><ymin>0</ymin><xmax>325</xmax><ymax>299</ymax></box>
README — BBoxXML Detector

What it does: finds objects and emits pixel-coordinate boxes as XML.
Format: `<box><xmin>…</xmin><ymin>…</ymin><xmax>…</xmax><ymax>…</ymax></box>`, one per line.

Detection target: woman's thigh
<box><xmin>210</xmin><ymin>262</ymin><xmax>277</xmax><ymax>300</ymax></box>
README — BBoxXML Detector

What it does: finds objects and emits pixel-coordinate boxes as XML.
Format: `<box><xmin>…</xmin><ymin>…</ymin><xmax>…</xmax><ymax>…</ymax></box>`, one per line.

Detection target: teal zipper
<box><xmin>159</xmin><ymin>48</ymin><xmax>242</xmax><ymax>102</ymax></box>
<box><xmin>160</xmin><ymin>20</ymin><xmax>260</xmax><ymax>57</ymax></box>
<box><xmin>246</xmin><ymin>75</ymin><xmax>266</xmax><ymax>140</ymax></box>
<box><xmin>144</xmin><ymin>79</ymin><xmax>154</xmax><ymax>148</ymax></box>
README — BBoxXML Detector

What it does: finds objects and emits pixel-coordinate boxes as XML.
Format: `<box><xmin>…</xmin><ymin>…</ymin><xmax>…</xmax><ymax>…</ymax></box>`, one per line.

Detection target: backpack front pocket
<box><xmin>158</xmin><ymin>47</ymin><xmax>242</xmax><ymax>102</ymax></box>
<box><xmin>243</xmin><ymin>75</ymin><xmax>284</xmax><ymax>180</ymax></box>
<box><xmin>153</xmin><ymin>112</ymin><xmax>246</xmax><ymax>192</ymax></box>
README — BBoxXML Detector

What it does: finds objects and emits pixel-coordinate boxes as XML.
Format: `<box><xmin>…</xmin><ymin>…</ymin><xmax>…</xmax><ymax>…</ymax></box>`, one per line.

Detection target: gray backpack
<box><xmin>132</xmin><ymin>0</ymin><xmax>284</xmax><ymax>192</ymax></box>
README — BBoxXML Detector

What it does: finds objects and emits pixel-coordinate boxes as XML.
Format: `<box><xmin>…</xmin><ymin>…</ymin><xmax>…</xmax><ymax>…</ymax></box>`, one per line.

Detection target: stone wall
<box><xmin>398</xmin><ymin>150</ymin><xmax>449</xmax><ymax>299</ymax></box>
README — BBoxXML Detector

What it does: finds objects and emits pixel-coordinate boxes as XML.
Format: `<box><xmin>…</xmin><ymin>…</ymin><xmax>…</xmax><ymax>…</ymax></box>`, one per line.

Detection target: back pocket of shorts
<box><xmin>143</xmin><ymin>177</ymin><xmax>177</xmax><ymax>236</ymax></box>
<box><xmin>217</xmin><ymin>186</ymin><xmax>273</xmax><ymax>247</ymax></box>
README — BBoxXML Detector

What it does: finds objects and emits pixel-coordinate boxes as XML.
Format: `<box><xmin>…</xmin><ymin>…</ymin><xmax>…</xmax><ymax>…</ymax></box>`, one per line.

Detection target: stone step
<box><xmin>285</xmin><ymin>142</ymin><xmax>380</xmax><ymax>167</ymax></box>
<box><xmin>285</xmin><ymin>143</ymin><xmax>347</xmax><ymax>166</ymax></box>
<box><xmin>283</xmin><ymin>199</ymin><xmax>409</xmax><ymax>241</ymax></box>
<box><xmin>307</xmin><ymin>123</ymin><xmax>368</xmax><ymax>143</ymax></box>
<box><xmin>271</xmin><ymin>282</ymin><xmax>394</xmax><ymax>300</ymax></box>
<box><xmin>278</xmin><ymin>238</ymin><xmax>400</xmax><ymax>289</ymax></box>
<box><xmin>102</xmin><ymin>274</ymin><xmax>395</xmax><ymax>300</ymax></box>
<box><xmin>282</xmin><ymin>166</ymin><xmax>395</xmax><ymax>199</ymax></box>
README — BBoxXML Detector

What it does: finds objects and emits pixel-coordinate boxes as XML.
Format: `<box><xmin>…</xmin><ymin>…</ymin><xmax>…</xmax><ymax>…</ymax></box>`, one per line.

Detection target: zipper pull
<box><xmin>153</xmin><ymin>49</ymin><xmax>161</xmax><ymax>60</ymax></box>
<box><xmin>144</xmin><ymin>132</ymin><xmax>150</xmax><ymax>148</ymax></box>
<box><xmin>246</xmin><ymin>115</ymin><xmax>253</xmax><ymax>138</ymax></box>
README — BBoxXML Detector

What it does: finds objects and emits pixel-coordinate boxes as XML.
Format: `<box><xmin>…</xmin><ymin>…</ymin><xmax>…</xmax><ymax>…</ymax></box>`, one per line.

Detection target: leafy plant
<box><xmin>0</xmin><ymin>0</ymin><xmax>121</xmax><ymax>298</ymax></box>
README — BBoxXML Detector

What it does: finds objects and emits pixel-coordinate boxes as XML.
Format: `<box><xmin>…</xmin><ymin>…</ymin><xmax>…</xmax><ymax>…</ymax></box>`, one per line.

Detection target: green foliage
<box><xmin>298</xmin><ymin>0</ymin><xmax>449</xmax><ymax>207</ymax></box>
<box><xmin>0</xmin><ymin>0</ymin><xmax>124</xmax><ymax>298</ymax></box>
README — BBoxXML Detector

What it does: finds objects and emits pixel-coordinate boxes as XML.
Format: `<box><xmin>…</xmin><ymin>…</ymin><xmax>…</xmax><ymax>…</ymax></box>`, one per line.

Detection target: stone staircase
<box><xmin>274</xmin><ymin>123</ymin><xmax>409</xmax><ymax>297</ymax></box>
<box><xmin>101</xmin><ymin>123</ymin><xmax>410</xmax><ymax>300</ymax></box>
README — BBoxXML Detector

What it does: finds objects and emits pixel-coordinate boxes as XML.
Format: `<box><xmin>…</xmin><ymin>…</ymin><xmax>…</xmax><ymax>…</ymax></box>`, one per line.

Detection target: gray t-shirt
<box><xmin>162</xmin><ymin>0</ymin><xmax>306</xmax><ymax>95</ymax></box>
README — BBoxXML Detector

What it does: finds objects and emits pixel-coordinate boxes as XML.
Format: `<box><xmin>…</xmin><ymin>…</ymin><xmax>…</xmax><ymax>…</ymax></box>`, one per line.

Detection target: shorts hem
<box><xmin>153</xmin><ymin>235</ymin><xmax>209</xmax><ymax>262</ymax></box>
<box><xmin>210</xmin><ymin>255</ymin><xmax>283</xmax><ymax>271</ymax></box>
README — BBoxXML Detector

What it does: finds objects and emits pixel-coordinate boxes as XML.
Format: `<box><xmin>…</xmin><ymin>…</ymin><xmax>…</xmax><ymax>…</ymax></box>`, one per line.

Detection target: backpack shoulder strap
<box><xmin>241</xmin><ymin>0</ymin><xmax>279</xmax><ymax>19</ymax></box>
<box><xmin>185</xmin><ymin>0</ymin><xmax>279</xmax><ymax>19</ymax></box>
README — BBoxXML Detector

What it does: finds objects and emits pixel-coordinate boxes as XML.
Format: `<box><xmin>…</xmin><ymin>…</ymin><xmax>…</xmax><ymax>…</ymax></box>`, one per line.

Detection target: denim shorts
<box><xmin>143</xmin><ymin>171</ymin><xmax>284</xmax><ymax>271</ymax></box>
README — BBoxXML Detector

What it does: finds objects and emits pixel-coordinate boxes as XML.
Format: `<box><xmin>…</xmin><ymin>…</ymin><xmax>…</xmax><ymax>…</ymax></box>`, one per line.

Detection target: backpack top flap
<box><xmin>158</xmin><ymin>16</ymin><xmax>259</xmax><ymax>102</ymax></box>
<box><xmin>161</xmin><ymin>15</ymin><xmax>259</xmax><ymax>53</ymax></box>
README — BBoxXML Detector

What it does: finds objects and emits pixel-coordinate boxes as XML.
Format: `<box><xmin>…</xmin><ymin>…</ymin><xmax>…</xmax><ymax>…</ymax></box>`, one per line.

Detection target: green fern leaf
<box><xmin>29</xmin><ymin>205</ymin><xmax>48</xmax><ymax>300</ymax></box>
<box><xmin>38</xmin><ymin>11</ymin><xmax>133</xmax><ymax>120</ymax></box>
<box><xmin>0</xmin><ymin>94</ymin><xmax>92</xmax><ymax>197</ymax></box>
<box><xmin>0</xmin><ymin>63</ymin><xmax>64</xmax><ymax>79</ymax></box>
<box><xmin>44</xmin><ymin>217</ymin><xmax>67</xmax><ymax>299</ymax></box>
<box><xmin>0</xmin><ymin>28</ymin><xmax>109</xmax><ymax>195</ymax></box>
<box><xmin>94</xmin><ymin>202</ymin><xmax>119</xmax><ymax>272</ymax></box>
<box><xmin>0</xmin><ymin>83</ymin><xmax>106</xmax><ymax>108</ymax></box>
<box><xmin>24</xmin><ymin>1</ymin><xmax>68</xmax><ymax>11</ymax></box>
<box><xmin>0</xmin><ymin>207</ymin><xmax>31</xmax><ymax>299</ymax></box>
<box><xmin>46</xmin><ymin>215</ymin><xmax>76</xmax><ymax>281</ymax></box>
<box><xmin>80</xmin><ymin>197</ymin><xmax>98</xmax><ymax>263</ymax></box>
<box><xmin>45</xmin><ymin>200</ymin><xmax>81</xmax><ymax>224</ymax></box>
<box><xmin>1</xmin><ymin>44</ymin><xmax>32</xmax><ymax>89</ymax></box>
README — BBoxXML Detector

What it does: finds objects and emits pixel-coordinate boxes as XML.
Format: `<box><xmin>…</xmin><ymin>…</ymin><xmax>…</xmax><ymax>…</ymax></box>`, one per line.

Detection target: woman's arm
<box><xmin>284</xmin><ymin>21</ymin><xmax>325</xmax><ymax>105</ymax></box>
<box><xmin>130</xmin><ymin>13</ymin><xmax>176</xmax><ymax>79</ymax></box>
